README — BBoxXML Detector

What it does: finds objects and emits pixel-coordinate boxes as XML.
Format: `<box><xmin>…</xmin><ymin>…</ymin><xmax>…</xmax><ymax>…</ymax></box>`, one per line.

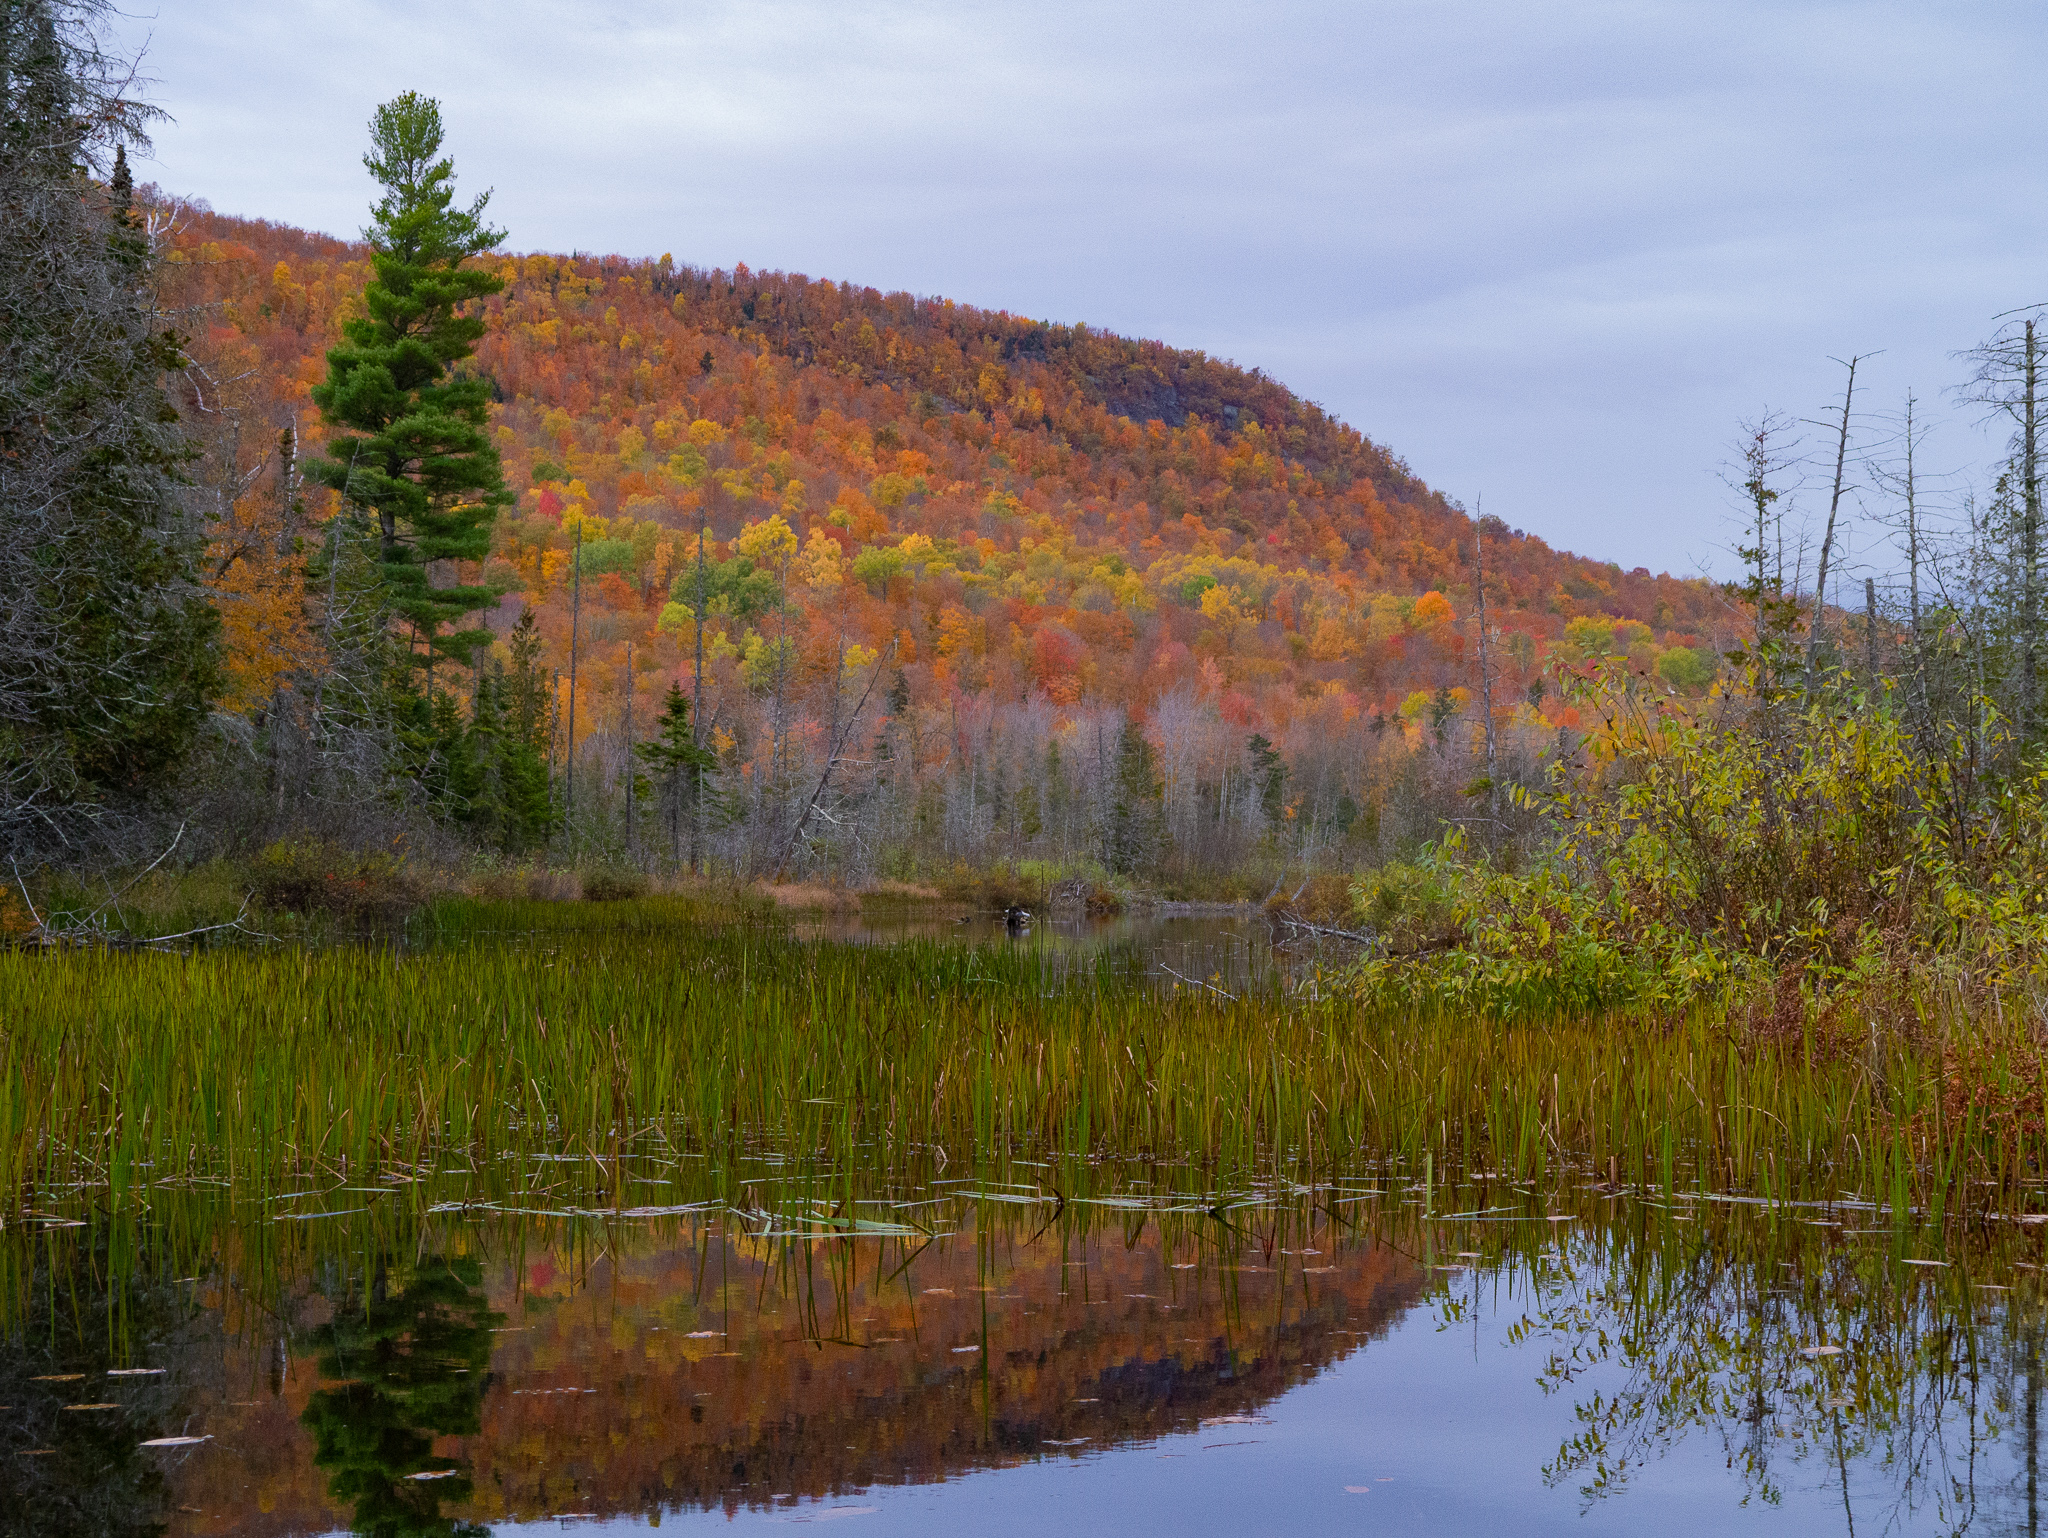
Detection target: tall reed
<box><xmin>3</xmin><ymin>898</ymin><xmax>2040</xmax><ymax>1212</ymax></box>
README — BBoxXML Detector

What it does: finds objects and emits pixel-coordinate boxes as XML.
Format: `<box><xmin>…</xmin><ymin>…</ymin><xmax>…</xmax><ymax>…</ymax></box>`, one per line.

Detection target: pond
<box><xmin>790</xmin><ymin>904</ymin><xmax>1339</xmax><ymax>996</ymax></box>
<box><xmin>7</xmin><ymin>919</ymin><xmax>2046</xmax><ymax>1535</ymax></box>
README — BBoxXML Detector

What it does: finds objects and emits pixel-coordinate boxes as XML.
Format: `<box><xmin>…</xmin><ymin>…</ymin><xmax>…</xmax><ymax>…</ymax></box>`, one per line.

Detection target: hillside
<box><xmin>159</xmin><ymin>200</ymin><xmax>1733</xmax><ymax>875</ymax></box>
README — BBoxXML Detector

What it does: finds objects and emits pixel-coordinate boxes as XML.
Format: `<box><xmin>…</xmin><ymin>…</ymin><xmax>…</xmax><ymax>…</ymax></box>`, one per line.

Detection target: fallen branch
<box><xmin>1272</xmin><ymin>915</ymin><xmax>1378</xmax><ymax>945</ymax></box>
<box><xmin>1157</xmin><ymin>964</ymin><xmax>1237</xmax><ymax>1002</ymax></box>
<box><xmin>772</xmin><ymin>638</ymin><xmax>897</xmax><ymax>878</ymax></box>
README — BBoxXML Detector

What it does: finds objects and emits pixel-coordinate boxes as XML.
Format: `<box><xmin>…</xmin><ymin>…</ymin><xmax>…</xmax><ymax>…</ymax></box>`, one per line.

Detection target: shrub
<box><xmin>1083</xmin><ymin>883</ymin><xmax>1124</xmax><ymax>917</ymax></box>
<box><xmin>249</xmin><ymin>840</ymin><xmax>423</xmax><ymax>923</ymax></box>
<box><xmin>1340</xmin><ymin>660</ymin><xmax>2048</xmax><ymax>1019</ymax></box>
<box><xmin>581</xmin><ymin>869</ymin><xmax>649</xmax><ymax>903</ymax></box>
<box><xmin>1350</xmin><ymin>862</ymin><xmax>1459</xmax><ymax>953</ymax></box>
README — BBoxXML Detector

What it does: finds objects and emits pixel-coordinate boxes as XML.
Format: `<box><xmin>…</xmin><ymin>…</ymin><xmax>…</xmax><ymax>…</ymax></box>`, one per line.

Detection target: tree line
<box><xmin>10</xmin><ymin>0</ymin><xmax>2046</xmax><ymax>914</ymax></box>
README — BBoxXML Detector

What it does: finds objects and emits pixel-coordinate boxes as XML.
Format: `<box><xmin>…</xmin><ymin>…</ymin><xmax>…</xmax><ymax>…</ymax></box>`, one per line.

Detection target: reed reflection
<box><xmin>0</xmin><ymin>1237</ymin><xmax>199</xmax><ymax>1538</ymax></box>
<box><xmin>301</xmin><ymin>1255</ymin><xmax>497</xmax><ymax>1538</ymax></box>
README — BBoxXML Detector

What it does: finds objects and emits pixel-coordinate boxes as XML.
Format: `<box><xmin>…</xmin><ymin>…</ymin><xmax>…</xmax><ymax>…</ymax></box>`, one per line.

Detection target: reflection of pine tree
<box><xmin>301</xmin><ymin>1255</ymin><xmax>499</xmax><ymax>1538</ymax></box>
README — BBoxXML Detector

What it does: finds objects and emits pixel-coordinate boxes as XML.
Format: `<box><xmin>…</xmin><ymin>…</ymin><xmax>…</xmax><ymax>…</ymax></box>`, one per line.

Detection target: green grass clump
<box><xmin>3</xmin><ymin>905</ymin><xmax>2045</xmax><ymax>1218</ymax></box>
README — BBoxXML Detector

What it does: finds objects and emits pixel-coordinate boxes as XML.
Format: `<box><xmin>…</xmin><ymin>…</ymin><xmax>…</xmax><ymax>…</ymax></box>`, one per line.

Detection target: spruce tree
<box><xmin>451</xmin><ymin>660</ymin><xmax>553</xmax><ymax>853</ymax></box>
<box><xmin>635</xmin><ymin>684</ymin><xmax>718</xmax><ymax>867</ymax></box>
<box><xmin>0</xmin><ymin>0</ymin><xmax>220</xmax><ymax>851</ymax></box>
<box><xmin>1247</xmin><ymin>733</ymin><xmax>1288</xmax><ymax>827</ymax></box>
<box><xmin>1102</xmin><ymin>719</ymin><xmax>1163</xmax><ymax>874</ymax></box>
<box><xmin>309</xmin><ymin>92</ymin><xmax>509</xmax><ymax>670</ymax></box>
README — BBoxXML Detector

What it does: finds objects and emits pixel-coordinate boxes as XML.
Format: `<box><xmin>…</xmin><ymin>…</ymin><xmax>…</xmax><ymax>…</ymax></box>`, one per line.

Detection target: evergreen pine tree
<box><xmin>1246</xmin><ymin>733</ymin><xmax>1288</xmax><ymax>827</ymax></box>
<box><xmin>502</xmin><ymin>611</ymin><xmax>551</xmax><ymax>753</ymax></box>
<box><xmin>0</xmin><ymin>0</ymin><xmax>220</xmax><ymax>850</ymax></box>
<box><xmin>635</xmin><ymin>684</ymin><xmax>718</xmax><ymax>868</ymax></box>
<box><xmin>455</xmin><ymin>658</ymin><xmax>554</xmax><ymax>853</ymax></box>
<box><xmin>1102</xmin><ymin>719</ymin><xmax>1163</xmax><ymax>874</ymax></box>
<box><xmin>308</xmin><ymin>92</ymin><xmax>509</xmax><ymax>671</ymax></box>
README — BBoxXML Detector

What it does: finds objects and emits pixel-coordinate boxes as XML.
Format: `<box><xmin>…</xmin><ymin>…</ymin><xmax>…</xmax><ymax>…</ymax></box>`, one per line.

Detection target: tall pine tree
<box><xmin>635</xmin><ymin>684</ymin><xmax>718</xmax><ymax>868</ymax></box>
<box><xmin>0</xmin><ymin>0</ymin><xmax>219</xmax><ymax>852</ymax></box>
<box><xmin>1101</xmin><ymin>719</ymin><xmax>1163</xmax><ymax>875</ymax></box>
<box><xmin>309</xmin><ymin>92</ymin><xmax>509</xmax><ymax>670</ymax></box>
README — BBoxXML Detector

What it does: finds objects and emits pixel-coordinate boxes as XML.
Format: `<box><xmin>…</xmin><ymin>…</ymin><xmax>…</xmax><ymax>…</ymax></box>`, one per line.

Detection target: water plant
<box><xmin>4</xmin><ymin>899</ymin><xmax>2044</xmax><ymax>1233</ymax></box>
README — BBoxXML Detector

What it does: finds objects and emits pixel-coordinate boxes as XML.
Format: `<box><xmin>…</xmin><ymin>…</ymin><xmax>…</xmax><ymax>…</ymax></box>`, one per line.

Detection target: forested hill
<box><xmin>165</xmin><ymin>198</ymin><xmax>1733</xmax><ymax>871</ymax></box>
<box><xmin>171</xmin><ymin>202</ymin><xmax>1724</xmax><ymax>673</ymax></box>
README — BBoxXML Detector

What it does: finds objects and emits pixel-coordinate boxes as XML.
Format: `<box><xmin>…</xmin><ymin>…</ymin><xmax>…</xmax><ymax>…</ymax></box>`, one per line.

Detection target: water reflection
<box><xmin>301</xmin><ymin>1256</ymin><xmax>498</xmax><ymax>1537</ymax></box>
<box><xmin>0</xmin><ymin>1237</ymin><xmax>200</xmax><ymax>1536</ymax></box>
<box><xmin>791</xmin><ymin>908</ymin><xmax>1315</xmax><ymax>996</ymax></box>
<box><xmin>13</xmin><ymin>1185</ymin><xmax>2048</xmax><ymax>1534</ymax></box>
<box><xmin>455</xmin><ymin>1212</ymin><xmax>1418</xmax><ymax>1520</ymax></box>
<box><xmin>1508</xmin><ymin>1225</ymin><xmax>2048</xmax><ymax>1531</ymax></box>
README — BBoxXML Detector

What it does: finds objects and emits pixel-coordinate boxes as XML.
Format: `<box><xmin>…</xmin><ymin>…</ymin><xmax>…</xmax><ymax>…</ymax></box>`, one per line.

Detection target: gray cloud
<box><xmin>117</xmin><ymin>0</ymin><xmax>2046</xmax><ymax>576</ymax></box>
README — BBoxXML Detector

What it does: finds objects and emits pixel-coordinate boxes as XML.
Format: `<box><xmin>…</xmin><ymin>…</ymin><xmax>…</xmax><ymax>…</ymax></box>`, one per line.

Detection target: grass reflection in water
<box><xmin>6</xmin><ymin>907</ymin><xmax>2048</xmax><ymax>1532</ymax></box>
<box><xmin>6</xmin><ymin>1178</ymin><xmax>2048</xmax><ymax>1534</ymax></box>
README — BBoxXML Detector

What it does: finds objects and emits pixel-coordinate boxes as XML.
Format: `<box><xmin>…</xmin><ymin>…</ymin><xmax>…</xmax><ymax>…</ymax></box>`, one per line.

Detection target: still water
<box><xmin>8</xmin><ymin>919</ymin><xmax>2047</xmax><ymax>1536</ymax></box>
<box><xmin>793</xmin><ymin>905</ymin><xmax>1324</xmax><ymax>996</ymax></box>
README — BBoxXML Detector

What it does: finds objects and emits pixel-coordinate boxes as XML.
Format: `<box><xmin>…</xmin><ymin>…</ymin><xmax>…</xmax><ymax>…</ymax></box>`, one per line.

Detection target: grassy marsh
<box><xmin>5</xmin><ymin>897</ymin><xmax>2045</xmax><ymax>1226</ymax></box>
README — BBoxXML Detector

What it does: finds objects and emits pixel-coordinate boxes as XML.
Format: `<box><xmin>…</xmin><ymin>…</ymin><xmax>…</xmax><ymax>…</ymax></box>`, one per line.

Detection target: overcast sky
<box><xmin>113</xmin><ymin>0</ymin><xmax>2046</xmax><ymax>579</ymax></box>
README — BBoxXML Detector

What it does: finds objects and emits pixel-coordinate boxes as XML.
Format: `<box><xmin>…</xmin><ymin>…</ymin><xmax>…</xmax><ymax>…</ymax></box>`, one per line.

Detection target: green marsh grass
<box><xmin>4</xmin><ymin>896</ymin><xmax>2045</xmax><ymax>1225</ymax></box>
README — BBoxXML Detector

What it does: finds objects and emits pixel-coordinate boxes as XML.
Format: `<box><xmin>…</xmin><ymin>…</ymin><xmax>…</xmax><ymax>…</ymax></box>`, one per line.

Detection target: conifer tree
<box><xmin>1102</xmin><ymin>719</ymin><xmax>1163</xmax><ymax>874</ymax></box>
<box><xmin>455</xmin><ymin>659</ymin><xmax>553</xmax><ymax>852</ymax></box>
<box><xmin>1247</xmin><ymin>733</ymin><xmax>1288</xmax><ymax>827</ymax></box>
<box><xmin>635</xmin><ymin>684</ymin><xmax>718</xmax><ymax>868</ymax></box>
<box><xmin>0</xmin><ymin>0</ymin><xmax>220</xmax><ymax>851</ymax></box>
<box><xmin>309</xmin><ymin>92</ymin><xmax>509</xmax><ymax>670</ymax></box>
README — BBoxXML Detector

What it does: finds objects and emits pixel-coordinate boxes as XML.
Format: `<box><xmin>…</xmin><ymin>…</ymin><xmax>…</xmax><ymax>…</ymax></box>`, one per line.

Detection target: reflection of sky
<box><xmin>533</xmin><ymin>1273</ymin><xmax>1984</xmax><ymax>1537</ymax></box>
<box><xmin>112</xmin><ymin>2</ymin><xmax>2045</xmax><ymax>577</ymax></box>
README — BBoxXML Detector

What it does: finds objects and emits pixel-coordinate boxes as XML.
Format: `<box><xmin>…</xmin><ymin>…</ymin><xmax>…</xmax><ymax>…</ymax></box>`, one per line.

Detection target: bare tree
<box><xmin>1805</xmin><ymin>353</ymin><xmax>1876</xmax><ymax>675</ymax></box>
<box><xmin>1957</xmin><ymin>310</ymin><xmax>2047</xmax><ymax>738</ymax></box>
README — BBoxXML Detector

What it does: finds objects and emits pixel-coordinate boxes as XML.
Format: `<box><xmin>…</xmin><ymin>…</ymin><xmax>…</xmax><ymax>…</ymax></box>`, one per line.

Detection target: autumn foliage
<box><xmin>158</xmin><ymin>199</ymin><xmax>1735</xmax><ymax>873</ymax></box>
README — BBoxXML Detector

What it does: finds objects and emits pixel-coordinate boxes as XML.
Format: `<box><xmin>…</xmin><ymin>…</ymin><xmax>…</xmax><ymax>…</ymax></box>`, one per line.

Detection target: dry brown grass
<box><xmin>863</xmin><ymin>880</ymin><xmax>946</xmax><ymax>902</ymax></box>
<box><xmin>757</xmin><ymin>882</ymin><xmax>856</xmax><ymax>911</ymax></box>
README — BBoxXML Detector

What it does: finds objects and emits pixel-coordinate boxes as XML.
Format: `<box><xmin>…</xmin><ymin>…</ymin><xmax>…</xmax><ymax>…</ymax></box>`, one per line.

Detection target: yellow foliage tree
<box><xmin>797</xmin><ymin>526</ymin><xmax>844</xmax><ymax>591</ymax></box>
<box><xmin>736</xmin><ymin>511</ymin><xmax>797</xmax><ymax>568</ymax></box>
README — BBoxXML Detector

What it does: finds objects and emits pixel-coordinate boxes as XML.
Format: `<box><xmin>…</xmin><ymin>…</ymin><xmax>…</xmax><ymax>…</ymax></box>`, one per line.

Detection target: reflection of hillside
<box><xmin>167</xmin><ymin>1215</ymin><xmax>1422</xmax><ymax>1531</ymax></box>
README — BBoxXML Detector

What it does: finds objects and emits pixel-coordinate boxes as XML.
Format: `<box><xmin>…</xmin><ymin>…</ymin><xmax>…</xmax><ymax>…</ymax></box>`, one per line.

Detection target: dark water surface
<box><xmin>9</xmin><ymin>919</ymin><xmax>2048</xmax><ymax>1536</ymax></box>
<box><xmin>792</xmin><ymin>905</ymin><xmax>1332</xmax><ymax>996</ymax></box>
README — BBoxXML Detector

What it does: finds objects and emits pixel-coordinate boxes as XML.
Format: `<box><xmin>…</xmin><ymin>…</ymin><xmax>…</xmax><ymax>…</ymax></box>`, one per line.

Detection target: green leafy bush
<box><xmin>1343</xmin><ymin>660</ymin><xmax>2048</xmax><ymax>1020</ymax></box>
